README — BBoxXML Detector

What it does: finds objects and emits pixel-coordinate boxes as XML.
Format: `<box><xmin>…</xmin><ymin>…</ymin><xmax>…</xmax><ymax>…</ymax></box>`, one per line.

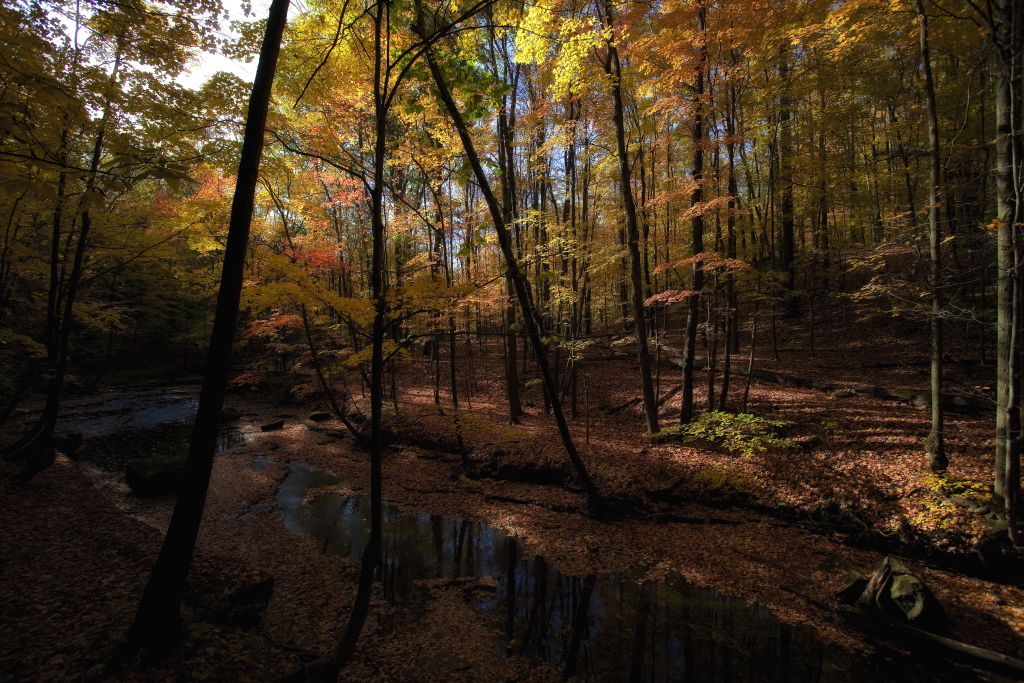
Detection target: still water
<box><xmin>277</xmin><ymin>462</ymin><xmax>985</xmax><ymax>683</ymax></box>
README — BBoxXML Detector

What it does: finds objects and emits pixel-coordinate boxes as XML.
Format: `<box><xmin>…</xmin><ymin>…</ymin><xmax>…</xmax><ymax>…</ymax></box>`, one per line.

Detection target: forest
<box><xmin>1</xmin><ymin>0</ymin><xmax>1023</xmax><ymax>679</ymax></box>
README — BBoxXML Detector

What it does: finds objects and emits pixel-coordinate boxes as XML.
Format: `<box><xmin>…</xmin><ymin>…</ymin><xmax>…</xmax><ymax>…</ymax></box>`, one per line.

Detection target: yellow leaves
<box><xmin>516</xmin><ymin>0</ymin><xmax>558</xmax><ymax>65</ymax></box>
<box><xmin>187</xmin><ymin>231</ymin><xmax>225</xmax><ymax>254</ymax></box>
<box><xmin>0</xmin><ymin>328</ymin><xmax>46</xmax><ymax>359</ymax></box>
<box><xmin>342</xmin><ymin>340</ymin><xmax>408</xmax><ymax>367</ymax></box>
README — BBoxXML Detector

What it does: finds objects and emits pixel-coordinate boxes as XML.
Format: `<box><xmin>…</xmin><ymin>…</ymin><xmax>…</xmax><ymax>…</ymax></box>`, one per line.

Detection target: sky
<box><xmin>175</xmin><ymin>0</ymin><xmax>272</xmax><ymax>89</ymax></box>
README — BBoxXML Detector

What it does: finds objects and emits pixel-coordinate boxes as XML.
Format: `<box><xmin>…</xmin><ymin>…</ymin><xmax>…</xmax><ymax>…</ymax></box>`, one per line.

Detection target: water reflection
<box><xmin>278</xmin><ymin>462</ymin><xmax>948</xmax><ymax>682</ymax></box>
<box><xmin>57</xmin><ymin>391</ymin><xmax>201</xmax><ymax>438</ymax></box>
<box><xmin>77</xmin><ymin>421</ymin><xmax>248</xmax><ymax>471</ymax></box>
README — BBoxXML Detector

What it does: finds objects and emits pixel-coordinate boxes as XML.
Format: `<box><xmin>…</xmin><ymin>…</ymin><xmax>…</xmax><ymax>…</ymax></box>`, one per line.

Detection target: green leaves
<box><xmin>651</xmin><ymin>412</ymin><xmax>794</xmax><ymax>457</ymax></box>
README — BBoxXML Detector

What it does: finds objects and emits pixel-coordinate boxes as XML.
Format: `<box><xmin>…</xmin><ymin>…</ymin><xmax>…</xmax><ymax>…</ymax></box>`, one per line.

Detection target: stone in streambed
<box><xmin>221</xmin><ymin>406</ymin><xmax>241</xmax><ymax>422</ymax></box>
<box><xmin>308</xmin><ymin>410</ymin><xmax>331</xmax><ymax>422</ymax></box>
<box><xmin>261</xmin><ymin>419</ymin><xmax>285</xmax><ymax>432</ymax></box>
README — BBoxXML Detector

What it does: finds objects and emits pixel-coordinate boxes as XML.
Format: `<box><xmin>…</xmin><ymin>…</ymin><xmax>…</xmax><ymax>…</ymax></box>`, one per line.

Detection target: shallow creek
<box><xmin>276</xmin><ymin>462</ymin><xmax>977</xmax><ymax>683</ymax></box>
<box><xmin>52</xmin><ymin>392</ymin><xmax>988</xmax><ymax>682</ymax></box>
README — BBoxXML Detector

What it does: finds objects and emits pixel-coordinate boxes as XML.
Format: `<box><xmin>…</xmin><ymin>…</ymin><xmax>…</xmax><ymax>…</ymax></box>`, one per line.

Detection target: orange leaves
<box><xmin>280</xmin><ymin>246</ymin><xmax>350</xmax><ymax>277</ymax></box>
<box><xmin>244</xmin><ymin>310</ymin><xmax>303</xmax><ymax>339</ymax></box>
<box><xmin>644</xmin><ymin>289</ymin><xmax>699</xmax><ymax>306</ymax></box>
<box><xmin>653</xmin><ymin>251</ymin><xmax>757</xmax><ymax>276</ymax></box>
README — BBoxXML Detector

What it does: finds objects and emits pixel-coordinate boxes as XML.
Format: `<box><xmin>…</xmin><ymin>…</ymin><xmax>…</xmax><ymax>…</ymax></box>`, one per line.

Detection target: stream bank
<box><xmin>3</xmin><ymin>386</ymin><xmax>1024</xmax><ymax>682</ymax></box>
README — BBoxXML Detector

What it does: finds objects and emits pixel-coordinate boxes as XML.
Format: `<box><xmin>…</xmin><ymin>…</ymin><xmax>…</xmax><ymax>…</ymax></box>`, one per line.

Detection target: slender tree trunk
<box><xmin>301</xmin><ymin>305</ymin><xmax>364</xmax><ymax>441</ymax></box>
<box><xmin>681</xmin><ymin>2</ymin><xmax>707</xmax><ymax>424</ymax></box>
<box><xmin>742</xmin><ymin>301</ymin><xmax>758</xmax><ymax>414</ymax></box>
<box><xmin>917</xmin><ymin>0</ymin><xmax>947</xmax><ymax>472</ymax></box>
<box><xmin>126</xmin><ymin>0</ymin><xmax>289</xmax><ymax>655</ymax></box>
<box><xmin>602</xmin><ymin>0</ymin><xmax>659</xmax><ymax>436</ymax></box>
<box><xmin>779</xmin><ymin>55</ymin><xmax>796</xmax><ymax>311</ymax></box>
<box><xmin>419</xmin><ymin>27</ymin><xmax>604</xmax><ymax>512</ymax></box>
<box><xmin>993</xmin><ymin>0</ymin><xmax>1021</xmax><ymax>505</ymax></box>
<box><xmin>498</xmin><ymin>107</ymin><xmax>523</xmax><ymax>424</ymax></box>
<box><xmin>7</xmin><ymin>48</ymin><xmax>121</xmax><ymax>467</ymax></box>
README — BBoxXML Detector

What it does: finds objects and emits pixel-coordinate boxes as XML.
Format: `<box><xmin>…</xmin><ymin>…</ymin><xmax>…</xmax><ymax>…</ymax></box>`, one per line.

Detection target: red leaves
<box><xmin>244</xmin><ymin>310</ymin><xmax>303</xmax><ymax>338</ymax></box>
<box><xmin>653</xmin><ymin>251</ymin><xmax>757</xmax><ymax>276</ymax></box>
<box><xmin>644</xmin><ymin>289</ymin><xmax>699</xmax><ymax>306</ymax></box>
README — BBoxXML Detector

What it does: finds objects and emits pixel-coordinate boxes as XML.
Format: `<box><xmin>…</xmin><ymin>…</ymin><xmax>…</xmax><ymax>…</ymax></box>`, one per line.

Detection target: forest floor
<box><xmin>1</xmin><ymin>313</ymin><xmax>1021</xmax><ymax>682</ymax></box>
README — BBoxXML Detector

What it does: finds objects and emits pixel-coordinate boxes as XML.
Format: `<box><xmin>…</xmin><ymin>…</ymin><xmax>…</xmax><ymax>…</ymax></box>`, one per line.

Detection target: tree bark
<box><xmin>419</xmin><ymin>37</ymin><xmax>604</xmax><ymax>512</ymax></box>
<box><xmin>989</xmin><ymin>0</ymin><xmax>1021</xmax><ymax>511</ymax></box>
<box><xmin>779</xmin><ymin>53</ymin><xmax>796</xmax><ymax>310</ymax></box>
<box><xmin>680</xmin><ymin>2</ymin><xmax>707</xmax><ymax>424</ymax></box>
<box><xmin>916</xmin><ymin>0</ymin><xmax>947</xmax><ymax>472</ymax></box>
<box><xmin>125</xmin><ymin>0</ymin><xmax>289</xmax><ymax>655</ymax></box>
<box><xmin>601</xmin><ymin>0</ymin><xmax>659</xmax><ymax>436</ymax></box>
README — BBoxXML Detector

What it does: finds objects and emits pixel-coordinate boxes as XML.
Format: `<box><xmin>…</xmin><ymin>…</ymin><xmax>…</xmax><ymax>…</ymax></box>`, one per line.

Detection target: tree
<box><xmin>916</xmin><ymin>0</ymin><xmax>947</xmax><ymax>473</ymax></box>
<box><xmin>600</xmin><ymin>0</ymin><xmax>659</xmax><ymax>435</ymax></box>
<box><xmin>126</xmin><ymin>0</ymin><xmax>290</xmax><ymax>655</ymax></box>
<box><xmin>1</xmin><ymin>0</ymin><xmax>222</xmax><ymax>474</ymax></box>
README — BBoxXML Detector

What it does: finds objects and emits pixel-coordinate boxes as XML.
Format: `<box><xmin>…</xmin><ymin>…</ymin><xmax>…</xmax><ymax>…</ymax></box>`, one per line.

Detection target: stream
<box><xmin>53</xmin><ymin>391</ymin><xmax>991</xmax><ymax>681</ymax></box>
<box><xmin>277</xmin><ymin>462</ymin><xmax>979</xmax><ymax>682</ymax></box>
<box><xmin>60</xmin><ymin>389</ymin><xmax>250</xmax><ymax>470</ymax></box>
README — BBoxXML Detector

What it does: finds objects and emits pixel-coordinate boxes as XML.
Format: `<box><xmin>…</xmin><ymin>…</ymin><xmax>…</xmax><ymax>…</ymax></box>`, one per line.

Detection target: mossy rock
<box><xmin>308</xmin><ymin>410</ymin><xmax>331</xmax><ymax>422</ymax></box>
<box><xmin>221</xmin><ymin>406</ymin><xmax>241</xmax><ymax>422</ymax></box>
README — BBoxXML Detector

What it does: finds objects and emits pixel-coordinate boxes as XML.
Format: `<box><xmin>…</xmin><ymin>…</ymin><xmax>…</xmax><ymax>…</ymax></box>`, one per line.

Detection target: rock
<box><xmin>308</xmin><ymin>410</ymin><xmax>331</xmax><ymax>422</ymax></box>
<box><xmin>889</xmin><ymin>573</ymin><xmax>928</xmax><ymax>621</ymax></box>
<box><xmin>831</xmin><ymin>389</ymin><xmax>855</xmax><ymax>399</ymax></box>
<box><xmin>982</xmin><ymin>518</ymin><xmax>1009</xmax><ymax>532</ymax></box>
<box><xmin>793</xmin><ymin>435</ymin><xmax>822</xmax><ymax>450</ymax></box>
<box><xmin>856</xmin><ymin>557</ymin><xmax>948</xmax><ymax>631</ymax></box>
<box><xmin>221</xmin><ymin>406</ymin><xmax>241</xmax><ymax>422</ymax></box>
<box><xmin>126</xmin><ymin>454</ymin><xmax>187</xmax><ymax>497</ymax></box>
<box><xmin>261</xmin><ymin>420</ymin><xmax>285</xmax><ymax>432</ymax></box>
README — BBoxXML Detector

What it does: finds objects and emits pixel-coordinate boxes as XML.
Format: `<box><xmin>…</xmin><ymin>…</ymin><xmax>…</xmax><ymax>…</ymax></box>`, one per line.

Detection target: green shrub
<box><xmin>651</xmin><ymin>411</ymin><xmax>794</xmax><ymax>457</ymax></box>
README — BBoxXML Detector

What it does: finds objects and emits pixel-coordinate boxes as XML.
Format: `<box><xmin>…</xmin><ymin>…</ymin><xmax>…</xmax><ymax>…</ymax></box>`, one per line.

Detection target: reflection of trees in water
<box><xmin>281</xmin><ymin>475</ymin><xmax>889</xmax><ymax>681</ymax></box>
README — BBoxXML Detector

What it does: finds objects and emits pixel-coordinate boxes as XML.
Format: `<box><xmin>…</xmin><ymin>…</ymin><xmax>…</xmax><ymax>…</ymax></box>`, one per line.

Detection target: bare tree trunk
<box><xmin>600</xmin><ymin>4</ymin><xmax>659</xmax><ymax>435</ymax></box>
<box><xmin>126</xmin><ymin>0</ymin><xmax>289</xmax><ymax>656</ymax></box>
<box><xmin>917</xmin><ymin>0</ymin><xmax>947</xmax><ymax>472</ymax></box>
<box><xmin>988</xmin><ymin>0</ymin><xmax>1021</xmax><ymax>515</ymax></box>
<box><xmin>779</xmin><ymin>53</ymin><xmax>796</xmax><ymax>310</ymax></box>
<box><xmin>301</xmin><ymin>305</ymin><xmax>364</xmax><ymax>441</ymax></box>
<box><xmin>680</xmin><ymin>2</ymin><xmax>707</xmax><ymax>424</ymax></box>
<box><xmin>419</xmin><ymin>27</ymin><xmax>604</xmax><ymax>512</ymax></box>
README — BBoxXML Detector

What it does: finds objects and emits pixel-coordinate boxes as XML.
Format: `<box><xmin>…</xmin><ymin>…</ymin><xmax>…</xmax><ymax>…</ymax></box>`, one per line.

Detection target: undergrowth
<box><xmin>650</xmin><ymin>411</ymin><xmax>794</xmax><ymax>457</ymax></box>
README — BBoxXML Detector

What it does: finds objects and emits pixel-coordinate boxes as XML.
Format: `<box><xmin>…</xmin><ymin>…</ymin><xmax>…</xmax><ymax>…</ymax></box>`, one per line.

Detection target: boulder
<box><xmin>855</xmin><ymin>557</ymin><xmax>948</xmax><ymax>631</ymax></box>
<box><xmin>308</xmin><ymin>410</ymin><xmax>331</xmax><ymax>422</ymax></box>
<box><xmin>221</xmin><ymin>406</ymin><xmax>241</xmax><ymax>422</ymax></box>
<box><xmin>126</xmin><ymin>454</ymin><xmax>187</xmax><ymax>497</ymax></box>
<box><xmin>261</xmin><ymin>419</ymin><xmax>285</xmax><ymax>432</ymax></box>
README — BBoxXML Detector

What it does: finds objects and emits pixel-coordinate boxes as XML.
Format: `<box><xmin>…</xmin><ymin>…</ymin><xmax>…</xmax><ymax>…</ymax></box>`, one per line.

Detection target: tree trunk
<box><xmin>779</xmin><ymin>54</ymin><xmax>796</xmax><ymax>311</ymax></box>
<box><xmin>126</xmin><ymin>0</ymin><xmax>289</xmax><ymax>655</ymax></box>
<box><xmin>602</xmin><ymin>0</ymin><xmax>659</xmax><ymax>436</ymax></box>
<box><xmin>680</xmin><ymin>2</ymin><xmax>707</xmax><ymax>424</ymax></box>
<box><xmin>418</xmin><ymin>24</ymin><xmax>604</xmax><ymax>513</ymax></box>
<box><xmin>916</xmin><ymin>0</ymin><xmax>947</xmax><ymax>472</ymax></box>
<box><xmin>991</xmin><ymin>0</ymin><xmax>1021</xmax><ymax>506</ymax></box>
